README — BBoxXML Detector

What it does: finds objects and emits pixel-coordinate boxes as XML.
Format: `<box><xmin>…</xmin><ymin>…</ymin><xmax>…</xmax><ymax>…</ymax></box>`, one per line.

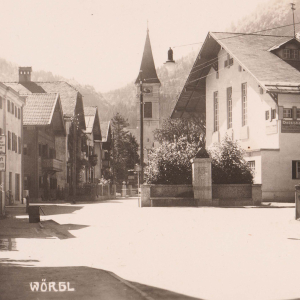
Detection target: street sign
<box><xmin>0</xmin><ymin>155</ymin><xmax>6</xmax><ymax>171</ymax></box>
<box><xmin>0</xmin><ymin>136</ymin><xmax>6</xmax><ymax>154</ymax></box>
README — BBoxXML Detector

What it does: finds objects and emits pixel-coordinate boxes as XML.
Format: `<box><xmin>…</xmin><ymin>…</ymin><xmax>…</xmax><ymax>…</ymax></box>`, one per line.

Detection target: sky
<box><xmin>0</xmin><ymin>0</ymin><xmax>274</xmax><ymax>93</ymax></box>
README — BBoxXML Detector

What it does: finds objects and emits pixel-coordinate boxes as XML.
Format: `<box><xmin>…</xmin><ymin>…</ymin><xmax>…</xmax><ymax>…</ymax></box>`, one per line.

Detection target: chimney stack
<box><xmin>19</xmin><ymin>67</ymin><xmax>32</xmax><ymax>82</ymax></box>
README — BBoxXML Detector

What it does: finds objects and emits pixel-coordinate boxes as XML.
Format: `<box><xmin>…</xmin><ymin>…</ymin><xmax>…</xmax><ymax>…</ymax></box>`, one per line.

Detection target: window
<box><xmin>0</xmin><ymin>96</ymin><xmax>2</xmax><ymax>109</ymax></box>
<box><xmin>283</xmin><ymin>49</ymin><xmax>291</xmax><ymax>59</ymax></box>
<box><xmin>248</xmin><ymin>161</ymin><xmax>255</xmax><ymax>173</ymax></box>
<box><xmin>227</xmin><ymin>87</ymin><xmax>232</xmax><ymax>129</ymax></box>
<box><xmin>15</xmin><ymin>106</ymin><xmax>17</xmax><ymax>118</ymax></box>
<box><xmin>292</xmin><ymin>161</ymin><xmax>300</xmax><ymax>179</ymax></box>
<box><xmin>7</xmin><ymin>131</ymin><xmax>11</xmax><ymax>150</ymax></box>
<box><xmin>144</xmin><ymin>102</ymin><xmax>152</xmax><ymax>118</ymax></box>
<box><xmin>11</xmin><ymin>102</ymin><xmax>14</xmax><ymax>114</ymax></box>
<box><xmin>242</xmin><ymin>83</ymin><xmax>247</xmax><ymax>126</ymax></box>
<box><xmin>265</xmin><ymin>111</ymin><xmax>269</xmax><ymax>120</ymax></box>
<box><xmin>224</xmin><ymin>54</ymin><xmax>234</xmax><ymax>68</ymax></box>
<box><xmin>283</xmin><ymin>108</ymin><xmax>292</xmax><ymax>118</ymax></box>
<box><xmin>7</xmin><ymin>100</ymin><xmax>10</xmax><ymax>113</ymax></box>
<box><xmin>297</xmin><ymin>109</ymin><xmax>300</xmax><ymax>119</ymax></box>
<box><xmin>291</xmin><ymin>49</ymin><xmax>299</xmax><ymax>60</ymax></box>
<box><xmin>214</xmin><ymin>91</ymin><xmax>219</xmax><ymax>132</ymax></box>
<box><xmin>18</xmin><ymin>108</ymin><xmax>20</xmax><ymax>119</ymax></box>
<box><xmin>49</xmin><ymin>148</ymin><xmax>56</xmax><ymax>159</ymax></box>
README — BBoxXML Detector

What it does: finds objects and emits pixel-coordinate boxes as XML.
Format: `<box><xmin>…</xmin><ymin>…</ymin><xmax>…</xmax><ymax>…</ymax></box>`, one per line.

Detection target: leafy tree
<box><xmin>111</xmin><ymin>113</ymin><xmax>139</xmax><ymax>184</ymax></box>
<box><xmin>154</xmin><ymin>117</ymin><xmax>205</xmax><ymax>147</ymax></box>
<box><xmin>209</xmin><ymin>135</ymin><xmax>253</xmax><ymax>184</ymax></box>
<box><xmin>145</xmin><ymin>136</ymin><xmax>199</xmax><ymax>184</ymax></box>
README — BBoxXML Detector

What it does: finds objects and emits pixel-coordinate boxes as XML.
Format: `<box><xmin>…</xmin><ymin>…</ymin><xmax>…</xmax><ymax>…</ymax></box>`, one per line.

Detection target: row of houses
<box><xmin>0</xmin><ymin>67</ymin><xmax>112</xmax><ymax>214</ymax></box>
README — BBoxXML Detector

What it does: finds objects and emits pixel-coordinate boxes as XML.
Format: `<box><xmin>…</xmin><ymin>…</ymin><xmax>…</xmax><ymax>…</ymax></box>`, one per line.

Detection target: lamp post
<box><xmin>139</xmin><ymin>70</ymin><xmax>144</xmax><ymax>184</ymax></box>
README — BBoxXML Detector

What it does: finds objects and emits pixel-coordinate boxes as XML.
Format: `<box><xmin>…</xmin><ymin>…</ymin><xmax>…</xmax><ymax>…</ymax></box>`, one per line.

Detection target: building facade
<box><xmin>0</xmin><ymin>83</ymin><xmax>25</xmax><ymax>214</ymax></box>
<box><xmin>84</xmin><ymin>106</ymin><xmax>102</xmax><ymax>183</ymax></box>
<box><xmin>23</xmin><ymin>93</ymin><xmax>65</xmax><ymax>201</ymax></box>
<box><xmin>172</xmin><ymin>32</ymin><xmax>300</xmax><ymax>201</ymax></box>
<box><xmin>6</xmin><ymin>67</ymin><xmax>86</xmax><ymax>199</ymax></box>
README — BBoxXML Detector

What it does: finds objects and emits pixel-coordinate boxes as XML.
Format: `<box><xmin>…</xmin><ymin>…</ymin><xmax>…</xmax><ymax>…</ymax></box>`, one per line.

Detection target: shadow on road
<box><xmin>0</xmin><ymin>261</ymin><xmax>205</xmax><ymax>300</ymax></box>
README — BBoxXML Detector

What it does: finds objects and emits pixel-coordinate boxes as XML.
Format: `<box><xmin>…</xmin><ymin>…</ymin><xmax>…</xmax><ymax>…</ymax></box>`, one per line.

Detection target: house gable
<box><xmin>269</xmin><ymin>38</ymin><xmax>300</xmax><ymax>72</ymax></box>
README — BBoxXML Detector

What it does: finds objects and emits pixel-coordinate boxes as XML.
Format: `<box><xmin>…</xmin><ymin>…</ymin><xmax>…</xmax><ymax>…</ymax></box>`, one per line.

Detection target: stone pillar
<box><xmin>141</xmin><ymin>184</ymin><xmax>151</xmax><ymax>207</ymax></box>
<box><xmin>112</xmin><ymin>184</ymin><xmax>116</xmax><ymax>198</ymax></box>
<box><xmin>252</xmin><ymin>184</ymin><xmax>262</xmax><ymax>205</ymax></box>
<box><xmin>295</xmin><ymin>184</ymin><xmax>300</xmax><ymax>220</ymax></box>
<box><xmin>128</xmin><ymin>185</ymin><xmax>132</xmax><ymax>197</ymax></box>
<box><xmin>191</xmin><ymin>157</ymin><xmax>212</xmax><ymax>206</ymax></box>
<box><xmin>121</xmin><ymin>181</ymin><xmax>126</xmax><ymax>197</ymax></box>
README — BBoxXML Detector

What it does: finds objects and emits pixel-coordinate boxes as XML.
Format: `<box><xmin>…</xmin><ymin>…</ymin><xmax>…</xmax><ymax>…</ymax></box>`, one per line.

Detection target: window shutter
<box><xmin>292</xmin><ymin>161</ymin><xmax>297</xmax><ymax>179</ymax></box>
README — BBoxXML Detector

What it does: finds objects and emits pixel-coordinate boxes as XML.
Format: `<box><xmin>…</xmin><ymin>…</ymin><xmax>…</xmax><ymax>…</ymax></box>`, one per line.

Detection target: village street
<box><xmin>1</xmin><ymin>199</ymin><xmax>300</xmax><ymax>300</ymax></box>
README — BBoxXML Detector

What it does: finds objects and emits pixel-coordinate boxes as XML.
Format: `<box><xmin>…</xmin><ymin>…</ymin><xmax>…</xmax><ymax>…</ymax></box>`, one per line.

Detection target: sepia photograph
<box><xmin>1</xmin><ymin>0</ymin><xmax>300</xmax><ymax>299</ymax></box>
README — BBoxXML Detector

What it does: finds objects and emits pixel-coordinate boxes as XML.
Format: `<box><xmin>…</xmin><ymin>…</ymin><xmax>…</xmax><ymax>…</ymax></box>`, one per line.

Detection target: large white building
<box><xmin>0</xmin><ymin>83</ymin><xmax>25</xmax><ymax>214</ymax></box>
<box><xmin>172</xmin><ymin>32</ymin><xmax>300</xmax><ymax>201</ymax></box>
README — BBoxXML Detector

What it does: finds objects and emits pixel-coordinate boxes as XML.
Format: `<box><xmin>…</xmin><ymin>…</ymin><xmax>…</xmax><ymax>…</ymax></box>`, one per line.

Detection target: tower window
<box><xmin>144</xmin><ymin>102</ymin><xmax>152</xmax><ymax>118</ymax></box>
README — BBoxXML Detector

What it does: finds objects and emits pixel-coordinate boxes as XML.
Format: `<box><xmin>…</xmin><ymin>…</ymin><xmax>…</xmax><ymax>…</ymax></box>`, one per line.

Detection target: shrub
<box><xmin>145</xmin><ymin>136</ymin><xmax>199</xmax><ymax>184</ymax></box>
<box><xmin>209</xmin><ymin>135</ymin><xmax>253</xmax><ymax>184</ymax></box>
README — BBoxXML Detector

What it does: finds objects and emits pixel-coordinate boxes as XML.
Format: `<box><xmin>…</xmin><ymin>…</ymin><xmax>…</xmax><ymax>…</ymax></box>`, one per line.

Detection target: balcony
<box><xmin>42</xmin><ymin>158</ymin><xmax>63</xmax><ymax>172</ymax></box>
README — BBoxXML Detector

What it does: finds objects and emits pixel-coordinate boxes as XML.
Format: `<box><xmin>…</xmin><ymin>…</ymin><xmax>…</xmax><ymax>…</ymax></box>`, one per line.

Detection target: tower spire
<box><xmin>135</xmin><ymin>29</ymin><xmax>160</xmax><ymax>84</ymax></box>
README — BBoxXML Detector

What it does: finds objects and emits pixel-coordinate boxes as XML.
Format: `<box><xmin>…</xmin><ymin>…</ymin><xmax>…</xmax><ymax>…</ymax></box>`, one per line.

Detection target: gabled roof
<box><xmin>135</xmin><ymin>30</ymin><xmax>160</xmax><ymax>85</ymax></box>
<box><xmin>23</xmin><ymin>93</ymin><xmax>59</xmax><ymax>125</ymax></box>
<box><xmin>6</xmin><ymin>81</ymin><xmax>86</xmax><ymax>129</ymax></box>
<box><xmin>6</xmin><ymin>81</ymin><xmax>79</xmax><ymax>116</ymax></box>
<box><xmin>84</xmin><ymin>106</ymin><xmax>101</xmax><ymax>140</ymax></box>
<box><xmin>172</xmin><ymin>32</ymin><xmax>300</xmax><ymax>119</ymax></box>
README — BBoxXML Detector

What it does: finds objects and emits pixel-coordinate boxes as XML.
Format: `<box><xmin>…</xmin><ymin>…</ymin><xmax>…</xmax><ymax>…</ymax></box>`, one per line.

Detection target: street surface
<box><xmin>1</xmin><ymin>199</ymin><xmax>300</xmax><ymax>300</ymax></box>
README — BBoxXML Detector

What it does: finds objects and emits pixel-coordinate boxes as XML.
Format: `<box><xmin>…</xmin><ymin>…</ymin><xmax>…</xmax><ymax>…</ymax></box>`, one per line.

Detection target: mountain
<box><xmin>229</xmin><ymin>0</ymin><xmax>298</xmax><ymax>36</ymax></box>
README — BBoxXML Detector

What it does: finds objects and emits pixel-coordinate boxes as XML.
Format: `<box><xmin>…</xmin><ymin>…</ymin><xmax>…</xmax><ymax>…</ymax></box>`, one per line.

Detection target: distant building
<box><xmin>6</xmin><ymin>67</ymin><xmax>86</xmax><ymax>198</ymax></box>
<box><xmin>84</xmin><ymin>106</ymin><xmax>102</xmax><ymax>183</ymax></box>
<box><xmin>134</xmin><ymin>29</ymin><xmax>161</xmax><ymax>162</ymax></box>
<box><xmin>0</xmin><ymin>83</ymin><xmax>25</xmax><ymax>214</ymax></box>
<box><xmin>22</xmin><ymin>93</ymin><xmax>65</xmax><ymax>201</ymax></box>
<box><xmin>172</xmin><ymin>32</ymin><xmax>300</xmax><ymax>201</ymax></box>
<box><xmin>100</xmin><ymin>121</ymin><xmax>112</xmax><ymax>179</ymax></box>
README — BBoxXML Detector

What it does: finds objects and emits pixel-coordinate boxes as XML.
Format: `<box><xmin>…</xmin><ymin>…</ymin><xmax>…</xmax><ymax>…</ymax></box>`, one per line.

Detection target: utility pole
<box><xmin>139</xmin><ymin>70</ymin><xmax>144</xmax><ymax>184</ymax></box>
<box><xmin>291</xmin><ymin>3</ymin><xmax>296</xmax><ymax>38</ymax></box>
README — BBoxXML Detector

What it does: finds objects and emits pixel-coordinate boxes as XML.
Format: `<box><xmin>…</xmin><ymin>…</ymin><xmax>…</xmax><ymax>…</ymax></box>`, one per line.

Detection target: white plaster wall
<box><xmin>206</xmin><ymin>48</ymin><xmax>279</xmax><ymax>151</ymax></box>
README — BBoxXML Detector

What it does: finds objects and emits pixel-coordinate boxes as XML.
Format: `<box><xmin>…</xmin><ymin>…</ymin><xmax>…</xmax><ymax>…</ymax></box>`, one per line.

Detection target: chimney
<box><xmin>19</xmin><ymin>67</ymin><xmax>32</xmax><ymax>82</ymax></box>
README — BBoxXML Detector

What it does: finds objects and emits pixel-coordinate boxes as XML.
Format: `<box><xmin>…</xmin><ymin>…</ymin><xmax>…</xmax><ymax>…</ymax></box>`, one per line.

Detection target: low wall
<box><xmin>150</xmin><ymin>185</ymin><xmax>194</xmax><ymax>198</ymax></box>
<box><xmin>141</xmin><ymin>184</ymin><xmax>262</xmax><ymax>207</ymax></box>
<box><xmin>212</xmin><ymin>184</ymin><xmax>262</xmax><ymax>206</ymax></box>
<box><xmin>141</xmin><ymin>184</ymin><xmax>194</xmax><ymax>207</ymax></box>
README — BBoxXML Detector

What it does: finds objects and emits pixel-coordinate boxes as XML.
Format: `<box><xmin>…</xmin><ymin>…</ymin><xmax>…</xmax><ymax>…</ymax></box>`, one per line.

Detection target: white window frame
<box><xmin>283</xmin><ymin>108</ymin><xmax>292</xmax><ymax>119</ymax></box>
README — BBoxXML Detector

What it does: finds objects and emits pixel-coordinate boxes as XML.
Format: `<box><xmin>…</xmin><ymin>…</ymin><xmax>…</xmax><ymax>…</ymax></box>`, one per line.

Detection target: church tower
<box><xmin>135</xmin><ymin>29</ymin><xmax>161</xmax><ymax>161</ymax></box>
